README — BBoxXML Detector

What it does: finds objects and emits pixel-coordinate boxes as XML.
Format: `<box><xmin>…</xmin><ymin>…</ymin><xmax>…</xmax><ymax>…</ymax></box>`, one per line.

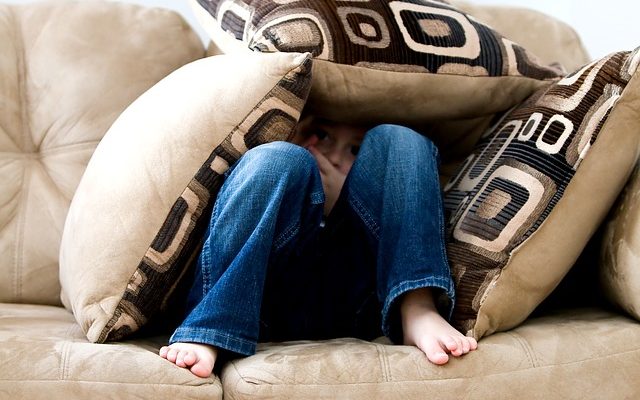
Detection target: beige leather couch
<box><xmin>1</xmin><ymin>1</ymin><xmax>638</xmax><ymax>399</ymax></box>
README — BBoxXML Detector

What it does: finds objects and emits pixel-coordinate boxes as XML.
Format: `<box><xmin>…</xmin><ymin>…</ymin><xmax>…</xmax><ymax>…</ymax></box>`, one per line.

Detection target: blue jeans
<box><xmin>170</xmin><ymin>124</ymin><xmax>455</xmax><ymax>356</ymax></box>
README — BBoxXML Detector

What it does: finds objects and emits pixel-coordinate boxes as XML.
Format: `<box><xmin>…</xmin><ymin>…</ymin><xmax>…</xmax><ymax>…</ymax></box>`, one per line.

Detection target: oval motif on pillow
<box><xmin>444</xmin><ymin>48</ymin><xmax>640</xmax><ymax>338</ymax></box>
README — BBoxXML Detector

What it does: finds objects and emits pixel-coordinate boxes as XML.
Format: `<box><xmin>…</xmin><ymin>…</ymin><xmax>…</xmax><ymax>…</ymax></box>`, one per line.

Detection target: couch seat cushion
<box><xmin>221</xmin><ymin>308</ymin><xmax>640</xmax><ymax>399</ymax></box>
<box><xmin>0</xmin><ymin>303</ymin><xmax>221</xmax><ymax>399</ymax></box>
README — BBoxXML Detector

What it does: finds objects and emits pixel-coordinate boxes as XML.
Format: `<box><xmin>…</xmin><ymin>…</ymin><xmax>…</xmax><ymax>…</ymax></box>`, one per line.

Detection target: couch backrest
<box><xmin>0</xmin><ymin>1</ymin><xmax>203</xmax><ymax>306</ymax></box>
<box><xmin>451</xmin><ymin>1</ymin><xmax>591</xmax><ymax>72</ymax></box>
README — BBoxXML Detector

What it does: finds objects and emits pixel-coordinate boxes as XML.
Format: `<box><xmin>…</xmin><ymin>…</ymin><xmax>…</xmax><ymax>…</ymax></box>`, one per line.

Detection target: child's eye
<box><xmin>350</xmin><ymin>145</ymin><xmax>360</xmax><ymax>156</ymax></box>
<box><xmin>315</xmin><ymin>129</ymin><xmax>328</xmax><ymax>140</ymax></box>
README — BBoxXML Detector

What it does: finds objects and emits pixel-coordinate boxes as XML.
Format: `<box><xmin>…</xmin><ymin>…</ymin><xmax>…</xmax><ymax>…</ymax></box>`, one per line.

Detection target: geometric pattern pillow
<box><xmin>59</xmin><ymin>52</ymin><xmax>312</xmax><ymax>343</ymax></box>
<box><xmin>190</xmin><ymin>0</ymin><xmax>562</xmax><ymax>126</ymax></box>
<box><xmin>443</xmin><ymin>48</ymin><xmax>640</xmax><ymax>339</ymax></box>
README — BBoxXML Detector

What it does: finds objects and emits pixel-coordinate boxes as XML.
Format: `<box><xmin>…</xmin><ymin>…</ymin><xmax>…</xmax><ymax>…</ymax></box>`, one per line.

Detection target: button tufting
<box><xmin>0</xmin><ymin>1</ymin><xmax>204</xmax><ymax>306</ymax></box>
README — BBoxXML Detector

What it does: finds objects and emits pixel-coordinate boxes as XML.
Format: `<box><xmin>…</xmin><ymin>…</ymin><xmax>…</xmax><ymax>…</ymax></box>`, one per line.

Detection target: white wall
<box><xmin>6</xmin><ymin>0</ymin><xmax>639</xmax><ymax>61</ymax></box>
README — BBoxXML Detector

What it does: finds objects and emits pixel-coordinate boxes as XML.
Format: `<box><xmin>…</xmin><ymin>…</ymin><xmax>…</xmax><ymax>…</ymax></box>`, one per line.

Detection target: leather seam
<box><xmin>13</xmin><ymin>6</ymin><xmax>31</xmax><ymax>152</ymax></box>
<box><xmin>10</xmin><ymin>5</ymin><xmax>28</xmax><ymax>302</ymax></box>
<box><xmin>224</xmin><ymin>347</ymin><xmax>640</xmax><ymax>387</ymax></box>
<box><xmin>59</xmin><ymin>341</ymin><xmax>70</xmax><ymax>381</ymax></box>
<box><xmin>506</xmin><ymin>331</ymin><xmax>540</xmax><ymax>367</ymax></box>
<box><xmin>375</xmin><ymin>343</ymin><xmax>392</xmax><ymax>382</ymax></box>
<box><xmin>14</xmin><ymin>157</ymin><xmax>29</xmax><ymax>302</ymax></box>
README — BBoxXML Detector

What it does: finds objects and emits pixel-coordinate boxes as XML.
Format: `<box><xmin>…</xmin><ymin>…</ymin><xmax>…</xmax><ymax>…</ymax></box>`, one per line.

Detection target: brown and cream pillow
<box><xmin>443</xmin><ymin>48</ymin><xmax>640</xmax><ymax>339</ymax></box>
<box><xmin>59</xmin><ymin>51</ymin><xmax>312</xmax><ymax>343</ymax></box>
<box><xmin>190</xmin><ymin>0</ymin><xmax>562</xmax><ymax>127</ymax></box>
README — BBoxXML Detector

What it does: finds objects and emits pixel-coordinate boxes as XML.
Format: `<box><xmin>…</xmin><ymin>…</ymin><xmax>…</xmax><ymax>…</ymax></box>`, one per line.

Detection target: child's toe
<box><xmin>183</xmin><ymin>351</ymin><xmax>198</xmax><ymax>367</ymax></box>
<box><xmin>442</xmin><ymin>337</ymin><xmax>458</xmax><ymax>353</ymax></box>
<box><xmin>460</xmin><ymin>337</ymin><xmax>471</xmax><ymax>354</ymax></box>
<box><xmin>190</xmin><ymin>358</ymin><xmax>214</xmax><ymax>378</ymax></box>
<box><xmin>176</xmin><ymin>350</ymin><xmax>188</xmax><ymax>367</ymax></box>
<box><xmin>419</xmin><ymin>338</ymin><xmax>450</xmax><ymax>365</ymax></box>
<box><xmin>166</xmin><ymin>347</ymin><xmax>179</xmax><ymax>363</ymax></box>
<box><xmin>159</xmin><ymin>346</ymin><xmax>169</xmax><ymax>358</ymax></box>
<box><xmin>450</xmin><ymin>337</ymin><xmax>464</xmax><ymax>356</ymax></box>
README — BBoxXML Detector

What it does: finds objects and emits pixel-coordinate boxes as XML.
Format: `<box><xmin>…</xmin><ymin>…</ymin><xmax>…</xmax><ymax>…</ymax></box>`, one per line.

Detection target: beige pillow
<box><xmin>443</xmin><ymin>48</ymin><xmax>640</xmax><ymax>339</ymax></box>
<box><xmin>59</xmin><ymin>51</ymin><xmax>312</xmax><ymax>343</ymax></box>
<box><xmin>0</xmin><ymin>1</ymin><xmax>203</xmax><ymax>306</ymax></box>
<box><xmin>190</xmin><ymin>0</ymin><xmax>562</xmax><ymax>127</ymax></box>
<box><xmin>601</xmin><ymin>163</ymin><xmax>640</xmax><ymax>320</ymax></box>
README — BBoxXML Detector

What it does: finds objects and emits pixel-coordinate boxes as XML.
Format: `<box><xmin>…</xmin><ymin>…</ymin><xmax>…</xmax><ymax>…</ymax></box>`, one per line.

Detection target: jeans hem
<box><xmin>381</xmin><ymin>276</ymin><xmax>456</xmax><ymax>340</ymax></box>
<box><xmin>169</xmin><ymin>327</ymin><xmax>256</xmax><ymax>356</ymax></box>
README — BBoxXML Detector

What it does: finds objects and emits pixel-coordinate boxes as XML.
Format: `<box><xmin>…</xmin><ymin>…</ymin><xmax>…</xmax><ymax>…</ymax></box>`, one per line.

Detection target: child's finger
<box><xmin>308</xmin><ymin>146</ymin><xmax>332</xmax><ymax>173</ymax></box>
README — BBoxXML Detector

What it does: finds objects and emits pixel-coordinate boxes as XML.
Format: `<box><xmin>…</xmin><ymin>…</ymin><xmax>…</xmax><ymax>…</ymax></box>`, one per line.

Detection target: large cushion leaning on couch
<box><xmin>443</xmin><ymin>48</ymin><xmax>640</xmax><ymax>339</ymax></box>
<box><xmin>190</xmin><ymin>0</ymin><xmax>562</xmax><ymax>126</ymax></box>
<box><xmin>0</xmin><ymin>1</ymin><xmax>203</xmax><ymax>306</ymax></box>
<box><xmin>59</xmin><ymin>51</ymin><xmax>312</xmax><ymax>343</ymax></box>
<box><xmin>601</xmin><ymin>164</ymin><xmax>640</xmax><ymax>321</ymax></box>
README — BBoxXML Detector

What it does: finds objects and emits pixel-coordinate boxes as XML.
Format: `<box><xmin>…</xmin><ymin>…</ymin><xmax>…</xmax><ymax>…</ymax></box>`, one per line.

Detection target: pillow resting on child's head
<box><xmin>444</xmin><ymin>47</ymin><xmax>640</xmax><ymax>339</ymax></box>
<box><xmin>190</xmin><ymin>0</ymin><xmax>562</xmax><ymax>126</ymax></box>
<box><xmin>59</xmin><ymin>51</ymin><xmax>312</xmax><ymax>343</ymax></box>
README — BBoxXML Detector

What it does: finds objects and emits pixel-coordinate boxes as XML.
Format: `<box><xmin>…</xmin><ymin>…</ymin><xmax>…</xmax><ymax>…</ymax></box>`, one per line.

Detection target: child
<box><xmin>159</xmin><ymin>116</ymin><xmax>477</xmax><ymax>378</ymax></box>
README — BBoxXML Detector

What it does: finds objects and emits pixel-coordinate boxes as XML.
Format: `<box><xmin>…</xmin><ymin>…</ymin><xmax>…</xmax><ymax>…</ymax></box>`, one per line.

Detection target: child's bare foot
<box><xmin>159</xmin><ymin>342</ymin><xmax>218</xmax><ymax>378</ymax></box>
<box><xmin>401</xmin><ymin>288</ymin><xmax>478</xmax><ymax>365</ymax></box>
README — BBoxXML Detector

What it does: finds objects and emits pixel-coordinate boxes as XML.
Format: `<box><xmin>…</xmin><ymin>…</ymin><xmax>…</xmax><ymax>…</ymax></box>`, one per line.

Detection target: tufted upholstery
<box><xmin>1</xmin><ymin>2</ymin><xmax>639</xmax><ymax>399</ymax></box>
<box><xmin>0</xmin><ymin>1</ymin><xmax>204</xmax><ymax>306</ymax></box>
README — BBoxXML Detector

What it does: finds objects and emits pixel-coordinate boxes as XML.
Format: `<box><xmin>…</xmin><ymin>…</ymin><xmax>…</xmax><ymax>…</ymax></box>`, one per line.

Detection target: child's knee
<box><xmin>240</xmin><ymin>141</ymin><xmax>317</xmax><ymax>182</ymax></box>
<box><xmin>243</xmin><ymin>141</ymin><xmax>308</xmax><ymax>164</ymax></box>
<box><xmin>363</xmin><ymin>125</ymin><xmax>437</xmax><ymax>159</ymax></box>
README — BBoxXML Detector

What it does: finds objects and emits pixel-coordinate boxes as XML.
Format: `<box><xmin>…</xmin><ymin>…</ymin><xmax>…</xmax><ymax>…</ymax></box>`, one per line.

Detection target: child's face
<box><xmin>293</xmin><ymin>116</ymin><xmax>367</xmax><ymax>174</ymax></box>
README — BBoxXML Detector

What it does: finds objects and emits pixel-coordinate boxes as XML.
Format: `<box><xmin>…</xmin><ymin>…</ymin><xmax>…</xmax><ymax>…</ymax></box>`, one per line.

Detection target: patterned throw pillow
<box><xmin>190</xmin><ymin>0</ymin><xmax>562</xmax><ymax>126</ymax></box>
<box><xmin>443</xmin><ymin>48</ymin><xmax>640</xmax><ymax>339</ymax></box>
<box><xmin>59</xmin><ymin>52</ymin><xmax>312</xmax><ymax>343</ymax></box>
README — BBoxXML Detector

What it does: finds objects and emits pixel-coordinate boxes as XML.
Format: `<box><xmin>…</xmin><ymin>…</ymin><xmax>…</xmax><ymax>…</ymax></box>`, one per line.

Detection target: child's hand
<box><xmin>308</xmin><ymin>145</ymin><xmax>346</xmax><ymax>216</ymax></box>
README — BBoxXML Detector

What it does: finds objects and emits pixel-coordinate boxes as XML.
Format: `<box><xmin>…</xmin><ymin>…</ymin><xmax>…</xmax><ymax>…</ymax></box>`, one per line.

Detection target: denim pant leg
<box><xmin>170</xmin><ymin>141</ymin><xmax>324</xmax><ymax>356</ymax></box>
<box><xmin>344</xmin><ymin>124</ymin><xmax>456</xmax><ymax>343</ymax></box>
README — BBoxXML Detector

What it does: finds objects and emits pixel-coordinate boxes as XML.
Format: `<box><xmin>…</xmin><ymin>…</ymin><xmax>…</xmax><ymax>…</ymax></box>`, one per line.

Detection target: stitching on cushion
<box><xmin>0</xmin><ymin>379</ymin><xmax>223</xmax><ymax>390</ymax></box>
<box><xmin>505</xmin><ymin>331</ymin><xmax>539</xmax><ymax>368</ymax></box>
<box><xmin>11</xmin><ymin>5</ymin><xmax>29</xmax><ymax>153</ymax></box>
<box><xmin>8</xmin><ymin>5</ymin><xmax>23</xmax><ymax>302</ymax></box>
<box><xmin>37</xmin><ymin>139</ymin><xmax>101</xmax><ymax>156</ymax></box>
<box><xmin>375</xmin><ymin>343</ymin><xmax>392</xmax><ymax>382</ymax></box>
<box><xmin>225</xmin><ymin>347</ymin><xmax>640</xmax><ymax>387</ymax></box>
<box><xmin>14</xmin><ymin>166</ymin><xmax>30</xmax><ymax>303</ymax></box>
<box><xmin>58</xmin><ymin>341</ymin><xmax>70</xmax><ymax>381</ymax></box>
<box><xmin>10</xmin><ymin>4</ymin><xmax>36</xmax><ymax>302</ymax></box>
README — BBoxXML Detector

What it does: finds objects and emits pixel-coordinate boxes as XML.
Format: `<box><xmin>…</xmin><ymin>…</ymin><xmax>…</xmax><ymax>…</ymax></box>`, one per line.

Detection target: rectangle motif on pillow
<box><xmin>443</xmin><ymin>47</ymin><xmax>640</xmax><ymax>338</ymax></box>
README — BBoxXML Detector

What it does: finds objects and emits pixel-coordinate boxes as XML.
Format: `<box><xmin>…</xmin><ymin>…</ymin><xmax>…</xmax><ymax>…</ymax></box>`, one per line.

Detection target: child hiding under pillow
<box><xmin>159</xmin><ymin>116</ymin><xmax>478</xmax><ymax>378</ymax></box>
